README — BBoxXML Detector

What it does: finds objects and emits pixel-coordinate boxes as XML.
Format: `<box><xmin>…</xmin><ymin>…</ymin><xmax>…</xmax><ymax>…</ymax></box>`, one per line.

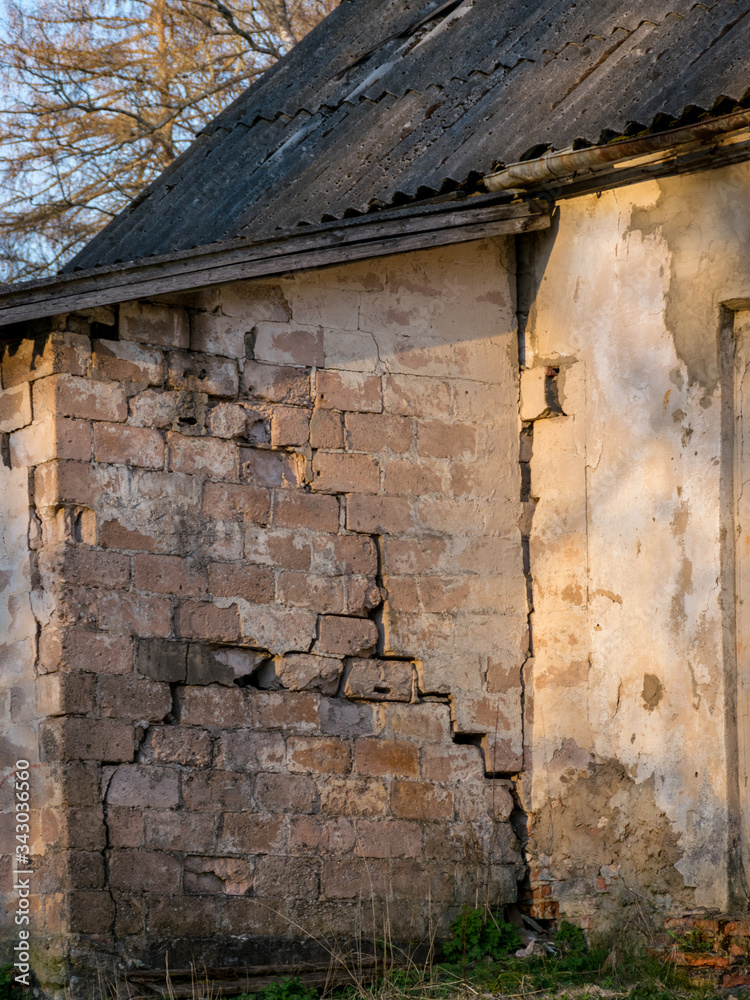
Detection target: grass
<box><xmin>229</xmin><ymin>914</ymin><xmax>728</xmax><ymax>1000</ymax></box>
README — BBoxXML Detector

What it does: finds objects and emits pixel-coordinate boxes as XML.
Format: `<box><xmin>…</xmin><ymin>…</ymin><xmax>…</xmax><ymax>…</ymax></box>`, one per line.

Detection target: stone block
<box><xmin>107</xmin><ymin>807</ymin><xmax>144</xmax><ymax>848</ymax></box>
<box><xmin>184</xmin><ymin>856</ymin><xmax>254</xmax><ymax>895</ymax></box>
<box><xmin>203</xmin><ymin>482</ymin><xmax>271</xmax><ymax>524</ymax></box>
<box><xmin>67</xmin><ymin>891</ymin><xmax>115</xmax><ymax>934</ymax></box>
<box><xmin>168</xmin><ymin>431</ymin><xmax>237</xmax><ymax>477</ymax></box>
<box><xmin>417</xmin><ymin>420</ymin><xmax>476</xmax><ymax>459</ymax></box>
<box><xmin>274</xmin><ymin>653</ymin><xmax>343</xmax><ymax>695</ymax></box>
<box><xmin>310</xmin><ymin>408</ymin><xmax>344</xmax><ymax>449</ymax></box>
<box><xmin>137</xmin><ymin>638</ymin><xmax>187</xmax><ymax>683</ymax></box>
<box><xmin>214</xmin><ymin>731</ymin><xmax>285</xmax><ymax>771</ymax></box>
<box><xmin>346</xmin><ymin>495</ymin><xmax>412</xmax><ymax>534</ymax></box>
<box><xmin>289</xmin><ymin>816</ymin><xmax>356</xmax><ymax>854</ymax></box>
<box><xmin>208</xmin><ymin>562</ymin><xmax>274</xmax><ymax>603</ymax></box>
<box><xmin>167</xmin><ymin>350</ymin><xmax>239</xmax><ymax>397</ymax></box>
<box><xmin>3</xmin><ymin>331</ymin><xmax>90</xmax><ymax>387</ymax></box>
<box><xmin>520</xmin><ymin>367</ymin><xmax>549</xmax><ymax>421</ymax></box>
<box><xmin>141</xmin><ymin>726</ymin><xmax>212</xmax><ymax>767</ymax></box>
<box><xmin>253</xmin><ymin>691</ymin><xmax>321</xmax><ymax>731</ymax></box>
<box><xmin>147</xmin><ymin>894</ymin><xmax>217</xmax><ymax>937</ymax></box>
<box><xmin>355</xmin><ymin>819</ymin><xmax>422</xmax><ymax>858</ymax></box>
<box><xmin>135</xmin><ymin>554</ymin><xmax>206</xmax><ymax>597</ymax></box>
<box><xmin>277</xmin><ymin>571</ymin><xmax>345</xmax><ymax>613</ymax></box>
<box><xmin>316</xmin><ymin>370</ymin><xmax>382</xmax><ymax>412</ymax></box>
<box><xmin>315</xmin><ymin>616</ymin><xmax>378</xmax><ymax>657</ymax></box>
<box><xmin>218</xmin><ymin>814</ymin><xmax>284</xmax><ymax>854</ymax></box>
<box><xmin>241</xmin><ymin>447</ymin><xmax>304</xmax><ymax>487</ymax></box>
<box><xmin>99</xmin><ymin>675</ymin><xmax>172</xmax><ymax>722</ymax></box>
<box><xmin>391</xmin><ymin>780</ymin><xmax>453</xmax><ymax>820</ymax></box>
<box><xmin>182</xmin><ymin>771</ymin><xmax>253</xmax><ymax>811</ymax></box>
<box><xmin>40</xmin><ymin>718</ymin><xmax>134</xmax><ymax>763</ymax></box>
<box><xmin>345</xmin><ymin>412</ymin><xmax>411</xmax><ymax>453</ymax></box>
<box><xmin>174</xmin><ymin>600</ymin><xmax>241</xmax><ymax>641</ymax></box>
<box><xmin>242</xmin><ymin>361</ymin><xmax>311</xmax><ymax>405</ymax></box>
<box><xmin>185</xmin><ymin>644</ymin><xmax>235</xmax><ymax>686</ymax></box>
<box><xmin>93</xmin><ymin>422</ymin><xmax>164</xmax><ymax>468</ymax></box>
<box><xmin>144</xmin><ymin>810</ymin><xmax>217</xmax><ymax>852</ymax></box>
<box><xmin>319</xmin><ymin>698</ymin><xmax>383</xmax><ymax>737</ymax></box>
<box><xmin>191</xmin><ymin>312</ymin><xmax>246</xmax><ymax>359</ymax></box>
<box><xmin>208</xmin><ymin>402</ymin><xmax>248</xmax><ymax>437</ymax></box>
<box><xmin>220</xmin><ymin>281</ymin><xmax>290</xmax><ymax>322</ymax></box>
<box><xmin>11</xmin><ymin>415</ymin><xmax>91</xmax><ymax>466</ymax></box>
<box><xmin>177</xmin><ymin>684</ymin><xmax>251</xmax><ymax>727</ymax></box>
<box><xmin>37</xmin><ymin>673</ymin><xmax>96</xmax><ymax>717</ymax></box>
<box><xmin>0</xmin><ymin>382</ymin><xmax>32</xmax><ymax>432</ymax></box>
<box><xmin>344</xmin><ymin>658</ymin><xmax>413</xmax><ymax>702</ymax></box>
<box><xmin>120</xmin><ymin>300</ymin><xmax>190</xmax><ymax>349</ymax></box>
<box><xmin>383</xmin><ymin>374</ymin><xmax>450</xmax><ymax>418</ymax></box>
<box><xmin>384</xmin><ymin>459</ymin><xmax>443</xmax><ymax>496</ymax></box>
<box><xmin>240</xmin><ymin>603</ymin><xmax>317</xmax><ymax>653</ymax></box>
<box><xmin>255</xmin><ymin>772</ymin><xmax>318</xmax><ymax>813</ymax></box>
<box><xmin>312</xmin><ymin>451</ymin><xmax>380</xmax><ymax>493</ymax></box>
<box><xmin>383</xmin><ymin>703</ymin><xmax>450</xmax><ymax>743</ymax></box>
<box><xmin>287</xmin><ymin>737</ymin><xmax>351</xmax><ymax>775</ymax></box>
<box><xmin>255</xmin><ymin>856</ymin><xmax>320</xmax><ymax>899</ymax></box>
<box><xmin>93</xmin><ymin>339</ymin><xmax>164</xmax><ymax>385</ymax></box>
<box><xmin>353</xmin><ymin>738</ymin><xmax>419</xmax><ymax>778</ymax></box>
<box><xmin>272</xmin><ymin>490</ymin><xmax>340</xmax><ymax>531</ymax></box>
<box><xmin>106</xmin><ymin>765</ymin><xmax>179</xmax><ymax>808</ymax></box>
<box><xmin>271</xmin><ymin>405</ymin><xmax>310</xmax><ymax>446</ymax></box>
<box><xmin>253</xmin><ymin>322</ymin><xmax>324</xmax><ymax>367</ymax></box>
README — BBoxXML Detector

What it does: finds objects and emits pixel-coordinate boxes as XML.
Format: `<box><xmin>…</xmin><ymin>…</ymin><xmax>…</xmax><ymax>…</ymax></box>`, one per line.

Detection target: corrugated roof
<box><xmin>67</xmin><ymin>0</ymin><xmax>750</xmax><ymax>272</ymax></box>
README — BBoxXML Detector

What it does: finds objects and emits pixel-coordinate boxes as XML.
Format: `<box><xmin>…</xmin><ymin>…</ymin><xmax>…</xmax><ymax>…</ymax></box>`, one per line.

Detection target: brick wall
<box><xmin>0</xmin><ymin>238</ymin><xmax>528</xmax><ymax>984</ymax></box>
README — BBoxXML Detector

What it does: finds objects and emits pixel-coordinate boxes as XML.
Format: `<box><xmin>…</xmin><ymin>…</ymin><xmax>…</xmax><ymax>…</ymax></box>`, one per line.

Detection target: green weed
<box><xmin>442</xmin><ymin>905</ymin><xmax>522</xmax><ymax>964</ymax></box>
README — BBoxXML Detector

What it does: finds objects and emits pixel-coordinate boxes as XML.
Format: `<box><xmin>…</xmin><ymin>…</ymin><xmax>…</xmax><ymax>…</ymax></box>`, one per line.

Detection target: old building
<box><xmin>2</xmin><ymin>0</ymin><xmax>750</xmax><ymax>992</ymax></box>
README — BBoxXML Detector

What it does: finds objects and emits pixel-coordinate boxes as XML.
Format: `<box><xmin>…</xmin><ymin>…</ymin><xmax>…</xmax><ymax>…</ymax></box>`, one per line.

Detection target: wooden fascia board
<box><xmin>0</xmin><ymin>199</ymin><xmax>549</xmax><ymax>327</ymax></box>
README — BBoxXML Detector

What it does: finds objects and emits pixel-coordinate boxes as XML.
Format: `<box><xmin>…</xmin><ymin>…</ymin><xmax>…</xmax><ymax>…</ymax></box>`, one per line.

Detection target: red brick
<box><xmin>316</xmin><ymin>615</ymin><xmax>378</xmax><ymax>656</ymax></box>
<box><xmin>254</xmin><ymin>691</ymin><xmax>321</xmax><ymax>731</ymax></box>
<box><xmin>316</xmin><ymin>371</ymin><xmax>381</xmax><ymax>413</ymax></box>
<box><xmin>242</xmin><ymin>361</ymin><xmax>311</xmax><ymax>405</ymax></box>
<box><xmin>178</xmin><ymin>685</ymin><xmax>251</xmax><ymax>727</ymax></box>
<box><xmin>345</xmin><ymin>412</ymin><xmax>411</xmax><ymax>453</ymax></box>
<box><xmin>273</xmin><ymin>491</ymin><xmax>339</xmax><ymax>531</ymax></box>
<box><xmin>93</xmin><ymin>339</ymin><xmax>164</xmax><ymax>384</ymax></box>
<box><xmin>353</xmin><ymin>738</ymin><xmax>419</xmax><ymax>777</ymax></box>
<box><xmin>313</xmin><ymin>452</ymin><xmax>379</xmax><ymax>493</ymax></box>
<box><xmin>182</xmin><ymin>771</ymin><xmax>254</xmax><ymax>811</ymax></box>
<box><xmin>3</xmin><ymin>331</ymin><xmax>89</xmax><ymax>387</ymax></box>
<box><xmin>34</xmin><ymin>373</ymin><xmax>127</xmax><ymax>422</ymax></box>
<box><xmin>218</xmin><ymin>815</ymin><xmax>284</xmax><ymax>854</ymax></box>
<box><xmin>0</xmin><ymin>382</ymin><xmax>31</xmax><ymax>432</ymax></box>
<box><xmin>43</xmin><ymin>627</ymin><xmax>133</xmax><ymax>675</ymax></box>
<box><xmin>109</xmin><ymin>850</ymin><xmax>181</xmax><ymax>892</ymax></box>
<box><xmin>144</xmin><ymin>811</ymin><xmax>217</xmax><ymax>852</ymax></box>
<box><xmin>355</xmin><ymin>819</ymin><xmax>422</xmax><ymax>858</ymax></box>
<box><xmin>391</xmin><ymin>780</ymin><xmax>453</xmax><ymax>820</ymax></box>
<box><xmin>11</xmin><ymin>416</ymin><xmax>91</xmax><ymax>465</ymax></box>
<box><xmin>40</xmin><ymin>718</ymin><xmax>134</xmax><ymax>762</ymax></box>
<box><xmin>167</xmin><ymin>350</ymin><xmax>239</xmax><ymax>397</ymax></box>
<box><xmin>174</xmin><ymin>600</ymin><xmax>240</xmax><ymax>641</ymax></box>
<box><xmin>271</xmin><ymin>405</ymin><xmax>310</xmax><ymax>446</ymax></box>
<box><xmin>135</xmin><ymin>553</ymin><xmax>206</xmax><ymax>596</ymax></box>
<box><xmin>346</xmin><ymin>495</ymin><xmax>412</xmax><ymax>534</ymax></box>
<box><xmin>120</xmin><ymin>300</ymin><xmax>189</xmax><ymax>349</ymax></box>
<box><xmin>384</xmin><ymin>460</ymin><xmax>443</xmax><ymax>496</ymax></box>
<box><xmin>254</xmin><ymin>322</ymin><xmax>324</xmax><ymax>367</ymax></box>
<box><xmin>168</xmin><ymin>431</ymin><xmax>237</xmax><ymax>477</ymax></box>
<box><xmin>99</xmin><ymin>676</ymin><xmax>172</xmax><ymax>722</ymax></box>
<box><xmin>310</xmin><ymin>408</ymin><xmax>344</xmax><ymax>449</ymax></box>
<box><xmin>203</xmin><ymin>482</ymin><xmax>271</xmax><ymax>523</ymax></box>
<box><xmin>93</xmin><ymin>423</ymin><xmax>165</xmax><ymax>468</ymax></box>
<box><xmin>288</xmin><ymin>737</ymin><xmax>351</xmax><ymax>774</ymax></box>
<box><xmin>255</xmin><ymin>772</ymin><xmax>317</xmax><ymax>812</ymax></box>
<box><xmin>417</xmin><ymin>419</ymin><xmax>476</xmax><ymax>458</ymax></box>
<box><xmin>277</xmin><ymin>571</ymin><xmax>345</xmax><ymax>613</ymax></box>
<box><xmin>241</xmin><ymin>447</ymin><xmax>304</xmax><ymax>487</ymax></box>
<box><xmin>107</xmin><ymin>765</ymin><xmax>179</xmax><ymax>808</ymax></box>
<box><xmin>208</xmin><ymin>562</ymin><xmax>274</xmax><ymax>603</ymax></box>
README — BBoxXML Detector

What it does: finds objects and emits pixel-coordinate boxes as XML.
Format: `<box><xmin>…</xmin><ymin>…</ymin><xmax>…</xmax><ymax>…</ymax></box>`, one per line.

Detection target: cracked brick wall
<box><xmin>0</xmin><ymin>238</ymin><xmax>529</xmax><ymax>987</ymax></box>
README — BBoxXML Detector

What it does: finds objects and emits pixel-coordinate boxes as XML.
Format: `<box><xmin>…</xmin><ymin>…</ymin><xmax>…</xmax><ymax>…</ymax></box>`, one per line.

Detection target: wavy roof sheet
<box><xmin>68</xmin><ymin>0</ymin><xmax>750</xmax><ymax>272</ymax></box>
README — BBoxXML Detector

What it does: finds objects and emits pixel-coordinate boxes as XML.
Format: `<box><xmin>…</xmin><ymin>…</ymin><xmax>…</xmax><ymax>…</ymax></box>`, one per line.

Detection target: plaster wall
<box><xmin>520</xmin><ymin>160</ymin><xmax>750</xmax><ymax>927</ymax></box>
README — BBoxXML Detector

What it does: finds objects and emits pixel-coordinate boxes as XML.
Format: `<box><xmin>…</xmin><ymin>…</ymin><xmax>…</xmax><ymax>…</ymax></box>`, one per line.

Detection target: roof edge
<box><xmin>0</xmin><ymin>197</ymin><xmax>549</xmax><ymax>328</ymax></box>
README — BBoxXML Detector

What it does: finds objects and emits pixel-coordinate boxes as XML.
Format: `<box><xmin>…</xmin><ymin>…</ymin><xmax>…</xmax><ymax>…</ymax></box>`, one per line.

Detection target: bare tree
<box><xmin>0</xmin><ymin>0</ymin><xmax>338</xmax><ymax>281</ymax></box>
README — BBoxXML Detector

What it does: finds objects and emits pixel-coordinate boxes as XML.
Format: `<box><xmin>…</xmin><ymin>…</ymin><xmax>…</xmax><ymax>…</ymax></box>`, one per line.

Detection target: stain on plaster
<box><xmin>642</xmin><ymin>673</ymin><xmax>664</xmax><ymax>712</ymax></box>
<box><xmin>629</xmin><ymin>186</ymin><xmax>720</xmax><ymax>397</ymax></box>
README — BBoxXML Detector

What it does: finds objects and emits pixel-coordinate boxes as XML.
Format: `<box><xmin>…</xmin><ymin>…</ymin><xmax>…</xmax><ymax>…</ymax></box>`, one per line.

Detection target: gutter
<box><xmin>485</xmin><ymin>108</ymin><xmax>750</xmax><ymax>192</ymax></box>
<box><xmin>0</xmin><ymin>195</ymin><xmax>549</xmax><ymax>328</ymax></box>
